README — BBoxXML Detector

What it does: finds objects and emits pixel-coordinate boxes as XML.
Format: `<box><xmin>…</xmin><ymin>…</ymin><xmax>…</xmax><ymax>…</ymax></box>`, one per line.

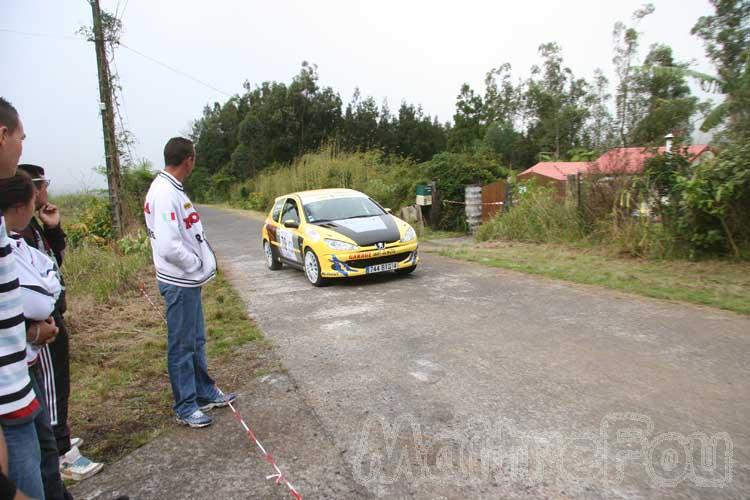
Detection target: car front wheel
<box><xmin>264</xmin><ymin>240</ymin><xmax>282</xmax><ymax>270</ymax></box>
<box><xmin>304</xmin><ymin>248</ymin><xmax>326</xmax><ymax>286</ymax></box>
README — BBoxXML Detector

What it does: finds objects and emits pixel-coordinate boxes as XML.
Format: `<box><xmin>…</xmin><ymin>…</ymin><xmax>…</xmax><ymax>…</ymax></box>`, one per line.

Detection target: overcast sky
<box><xmin>3</xmin><ymin>0</ymin><xmax>716</xmax><ymax>194</ymax></box>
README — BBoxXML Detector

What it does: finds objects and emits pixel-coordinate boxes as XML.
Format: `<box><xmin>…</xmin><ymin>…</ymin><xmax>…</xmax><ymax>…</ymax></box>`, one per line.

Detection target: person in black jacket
<box><xmin>17</xmin><ymin>164</ymin><xmax>102</xmax><ymax>482</ymax></box>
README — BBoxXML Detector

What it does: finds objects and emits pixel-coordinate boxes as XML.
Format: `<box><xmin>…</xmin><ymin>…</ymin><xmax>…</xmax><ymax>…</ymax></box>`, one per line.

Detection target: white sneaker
<box><xmin>70</xmin><ymin>437</ymin><xmax>84</xmax><ymax>449</ymax></box>
<box><xmin>60</xmin><ymin>445</ymin><xmax>104</xmax><ymax>481</ymax></box>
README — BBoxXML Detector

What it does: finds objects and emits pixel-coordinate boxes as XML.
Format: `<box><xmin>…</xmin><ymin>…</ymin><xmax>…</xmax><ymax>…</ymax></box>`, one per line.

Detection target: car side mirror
<box><xmin>385</xmin><ymin>208</ymin><xmax>392</xmax><ymax>214</ymax></box>
<box><xmin>283</xmin><ymin>219</ymin><xmax>299</xmax><ymax>229</ymax></box>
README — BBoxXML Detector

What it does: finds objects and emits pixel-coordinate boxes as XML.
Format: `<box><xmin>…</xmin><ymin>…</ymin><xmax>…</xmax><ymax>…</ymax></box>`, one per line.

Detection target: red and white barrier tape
<box><xmin>139</xmin><ymin>282</ymin><xmax>167</xmax><ymax>325</ymax></box>
<box><xmin>442</xmin><ymin>200</ymin><xmax>504</xmax><ymax>205</ymax></box>
<box><xmin>138</xmin><ymin>282</ymin><xmax>303</xmax><ymax>499</ymax></box>
<box><xmin>228</xmin><ymin>401</ymin><xmax>303</xmax><ymax>499</ymax></box>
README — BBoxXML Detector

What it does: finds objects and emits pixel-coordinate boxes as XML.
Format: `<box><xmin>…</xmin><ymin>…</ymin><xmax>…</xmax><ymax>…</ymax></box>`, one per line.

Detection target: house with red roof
<box><xmin>590</xmin><ymin>145</ymin><xmax>712</xmax><ymax>175</ymax></box>
<box><xmin>517</xmin><ymin>144</ymin><xmax>713</xmax><ymax>196</ymax></box>
<box><xmin>517</xmin><ymin>161</ymin><xmax>590</xmax><ymax>197</ymax></box>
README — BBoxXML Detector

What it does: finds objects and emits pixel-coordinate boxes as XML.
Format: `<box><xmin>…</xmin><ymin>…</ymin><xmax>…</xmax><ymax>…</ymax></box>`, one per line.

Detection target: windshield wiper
<box><xmin>345</xmin><ymin>214</ymin><xmax>381</xmax><ymax>219</ymax></box>
<box><xmin>311</xmin><ymin>214</ymin><xmax>381</xmax><ymax>224</ymax></box>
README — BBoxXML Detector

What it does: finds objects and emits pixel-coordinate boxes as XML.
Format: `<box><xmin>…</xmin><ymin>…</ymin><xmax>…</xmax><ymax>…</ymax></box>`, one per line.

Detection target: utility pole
<box><xmin>90</xmin><ymin>0</ymin><xmax>124</xmax><ymax>238</ymax></box>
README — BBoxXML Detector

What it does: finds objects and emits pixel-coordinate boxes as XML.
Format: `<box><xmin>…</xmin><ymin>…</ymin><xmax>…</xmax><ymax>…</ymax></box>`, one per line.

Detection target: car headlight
<box><xmin>325</xmin><ymin>238</ymin><xmax>357</xmax><ymax>251</ymax></box>
<box><xmin>401</xmin><ymin>226</ymin><xmax>416</xmax><ymax>242</ymax></box>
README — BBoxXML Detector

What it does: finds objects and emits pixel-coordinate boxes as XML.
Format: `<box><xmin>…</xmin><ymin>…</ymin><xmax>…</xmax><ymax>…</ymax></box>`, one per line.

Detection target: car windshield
<box><xmin>304</xmin><ymin>196</ymin><xmax>385</xmax><ymax>223</ymax></box>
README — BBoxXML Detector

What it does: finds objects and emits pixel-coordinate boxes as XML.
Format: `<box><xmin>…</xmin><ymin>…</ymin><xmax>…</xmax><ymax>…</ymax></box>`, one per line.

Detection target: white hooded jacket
<box><xmin>144</xmin><ymin>170</ymin><xmax>217</xmax><ymax>287</ymax></box>
<box><xmin>10</xmin><ymin>234</ymin><xmax>62</xmax><ymax>364</ymax></box>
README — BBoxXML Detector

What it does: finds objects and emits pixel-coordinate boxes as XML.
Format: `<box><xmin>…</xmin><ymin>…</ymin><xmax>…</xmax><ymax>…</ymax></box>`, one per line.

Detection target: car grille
<box><xmin>346</xmin><ymin>251</ymin><xmax>413</xmax><ymax>269</ymax></box>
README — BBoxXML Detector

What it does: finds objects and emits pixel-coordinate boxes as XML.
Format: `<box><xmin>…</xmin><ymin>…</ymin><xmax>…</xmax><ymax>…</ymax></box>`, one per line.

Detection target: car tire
<box><xmin>396</xmin><ymin>265</ymin><xmax>417</xmax><ymax>275</ymax></box>
<box><xmin>264</xmin><ymin>240</ymin><xmax>282</xmax><ymax>270</ymax></box>
<box><xmin>304</xmin><ymin>248</ymin><xmax>326</xmax><ymax>286</ymax></box>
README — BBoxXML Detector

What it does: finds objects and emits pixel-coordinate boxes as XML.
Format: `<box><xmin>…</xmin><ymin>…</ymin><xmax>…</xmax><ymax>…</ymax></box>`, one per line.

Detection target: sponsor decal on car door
<box><xmin>277</xmin><ymin>228</ymin><xmax>299</xmax><ymax>262</ymax></box>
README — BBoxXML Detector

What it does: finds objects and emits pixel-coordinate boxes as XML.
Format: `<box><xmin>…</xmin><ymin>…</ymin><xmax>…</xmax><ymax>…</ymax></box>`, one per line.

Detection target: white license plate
<box><xmin>366</xmin><ymin>262</ymin><xmax>399</xmax><ymax>274</ymax></box>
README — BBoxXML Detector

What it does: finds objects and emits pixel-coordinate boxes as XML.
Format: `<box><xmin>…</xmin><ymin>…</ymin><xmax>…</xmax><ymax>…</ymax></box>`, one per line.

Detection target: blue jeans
<box><xmin>30</xmin><ymin>362</ymin><xmax>69</xmax><ymax>500</ymax></box>
<box><xmin>158</xmin><ymin>282</ymin><xmax>219</xmax><ymax>418</ymax></box>
<box><xmin>2</xmin><ymin>418</ymin><xmax>44</xmax><ymax>500</ymax></box>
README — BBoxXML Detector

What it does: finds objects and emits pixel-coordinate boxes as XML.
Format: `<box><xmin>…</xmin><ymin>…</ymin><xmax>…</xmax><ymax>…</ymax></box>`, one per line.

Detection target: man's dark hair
<box><xmin>0</xmin><ymin>172</ymin><xmax>34</xmax><ymax>211</ymax></box>
<box><xmin>17</xmin><ymin>164</ymin><xmax>45</xmax><ymax>178</ymax></box>
<box><xmin>164</xmin><ymin>137</ymin><xmax>194</xmax><ymax>167</ymax></box>
<box><xmin>0</xmin><ymin>97</ymin><xmax>20</xmax><ymax>133</ymax></box>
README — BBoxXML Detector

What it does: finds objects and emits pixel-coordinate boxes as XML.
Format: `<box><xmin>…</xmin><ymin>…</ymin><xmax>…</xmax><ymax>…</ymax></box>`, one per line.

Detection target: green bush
<box><xmin>117</xmin><ymin>229</ymin><xmax>150</xmax><ymax>255</ymax></box>
<box><xmin>65</xmin><ymin>196</ymin><xmax>114</xmax><ymax>247</ymax></box>
<box><xmin>476</xmin><ymin>182</ymin><xmax>584</xmax><ymax>243</ymax></box>
<box><xmin>422</xmin><ymin>151</ymin><xmax>509</xmax><ymax>230</ymax></box>
<box><xmin>121</xmin><ymin>162</ymin><xmax>156</xmax><ymax>229</ymax></box>
<box><xmin>639</xmin><ymin>146</ymin><xmax>750</xmax><ymax>258</ymax></box>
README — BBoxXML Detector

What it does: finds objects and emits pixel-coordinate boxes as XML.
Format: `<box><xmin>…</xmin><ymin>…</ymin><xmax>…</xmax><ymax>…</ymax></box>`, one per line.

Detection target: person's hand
<box><xmin>38</xmin><ymin>203</ymin><xmax>61</xmax><ymax>228</ymax></box>
<box><xmin>27</xmin><ymin>318</ymin><xmax>59</xmax><ymax>345</ymax></box>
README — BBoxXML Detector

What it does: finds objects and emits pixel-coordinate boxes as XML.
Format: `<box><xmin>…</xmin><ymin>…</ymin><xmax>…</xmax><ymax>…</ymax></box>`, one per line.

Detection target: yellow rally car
<box><xmin>261</xmin><ymin>188</ymin><xmax>419</xmax><ymax>286</ymax></box>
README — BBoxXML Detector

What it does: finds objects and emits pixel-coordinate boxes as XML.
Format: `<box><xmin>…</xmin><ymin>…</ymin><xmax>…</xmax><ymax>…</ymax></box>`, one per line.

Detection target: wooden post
<box><xmin>90</xmin><ymin>0</ymin><xmax>124</xmax><ymax>238</ymax></box>
<box><xmin>429</xmin><ymin>180</ymin><xmax>439</xmax><ymax>227</ymax></box>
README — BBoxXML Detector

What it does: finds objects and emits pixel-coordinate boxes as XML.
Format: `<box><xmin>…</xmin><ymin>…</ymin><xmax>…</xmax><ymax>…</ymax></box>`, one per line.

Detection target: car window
<box><xmin>271</xmin><ymin>199</ymin><xmax>284</xmax><ymax>222</ymax></box>
<box><xmin>304</xmin><ymin>196</ymin><xmax>384</xmax><ymax>223</ymax></box>
<box><xmin>281</xmin><ymin>199</ymin><xmax>300</xmax><ymax>225</ymax></box>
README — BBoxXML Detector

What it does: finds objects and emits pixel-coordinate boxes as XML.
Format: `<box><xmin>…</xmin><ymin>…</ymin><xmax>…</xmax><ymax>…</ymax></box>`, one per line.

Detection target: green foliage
<box><xmin>525</xmin><ymin>42</ymin><xmax>591</xmax><ymax>160</ymax></box>
<box><xmin>122</xmin><ymin>161</ymin><xmax>155</xmax><ymax>198</ymax></box>
<box><xmin>186</xmin><ymin>63</ymin><xmax>446</xmax><ymax>201</ymax></box>
<box><xmin>233</xmin><ymin>191</ymin><xmax>267</xmax><ymax>211</ymax></box>
<box><xmin>449</xmin><ymin>84</ymin><xmax>485</xmax><ymax>152</ymax></box>
<box><xmin>629</xmin><ymin>44</ymin><xmax>699</xmax><ymax>145</ymax></box>
<box><xmin>676</xmin><ymin>143</ymin><xmax>750</xmax><ymax>256</ymax></box>
<box><xmin>475</xmin><ymin>147</ymin><xmax>749</xmax><ymax>260</ymax></box>
<box><xmin>121</xmin><ymin>160</ymin><xmax>156</xmax><ymax>229</ymax></box>
<box><xmin>238</xmin><ymin>148</ymin><xmax>420</xmax><ymax>214</ymax></box>
<box><xmin>117</xmin><ymin>229</ymin><xmax>150</xmax><ymax>255</ymax></box>
<box><xmin>423</xmin><ymin>151</ymin><xmax>509</xmax><ymax>229</ymax></box>
<box><xmin>66</xmin><ymin>196</ymin><xmax>114</xmax><ymax>247</ymax></box>
<box><xmin>692</xmin><ymin>0</ymin><xmax>750</xmax><ymax>139</ymax></box>
<box><xmin>476</xmin><ymin>182</ymin><xmax>584</xmax><ymax>243</ymax></box>
<box><xmin>612</xmin><ymin>4</ymin><xmax>655</xmax><ymax>146</ymax></box>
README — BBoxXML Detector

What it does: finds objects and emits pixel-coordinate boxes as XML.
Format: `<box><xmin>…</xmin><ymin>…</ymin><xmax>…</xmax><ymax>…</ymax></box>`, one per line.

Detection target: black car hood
<box><xmin>316</xmin><ymin>214</ymin><xmax>400</xmax><ymax>247</ymax></box>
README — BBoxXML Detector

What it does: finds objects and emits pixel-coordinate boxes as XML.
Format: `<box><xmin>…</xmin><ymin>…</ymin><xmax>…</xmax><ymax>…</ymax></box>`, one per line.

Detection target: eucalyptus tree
<box><xmin>524</xmin><ymin>42</ymin><xmax>590</xmax><ymax>160</ymax></box>
<box><xmin>612</xmin><ymin>3</ymin><xmax>655</xmax><ymax>146</ymax></box>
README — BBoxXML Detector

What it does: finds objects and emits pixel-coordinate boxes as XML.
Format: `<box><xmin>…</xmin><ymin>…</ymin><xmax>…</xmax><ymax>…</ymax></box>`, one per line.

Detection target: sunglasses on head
<box><xmin>31</xmin><ymin>178</ymin><xmax>51</xmax><ymax>188</ymax></box>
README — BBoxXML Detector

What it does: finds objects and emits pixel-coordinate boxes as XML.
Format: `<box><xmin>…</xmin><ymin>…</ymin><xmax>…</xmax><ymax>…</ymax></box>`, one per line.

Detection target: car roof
<box><xmin>277</xmin><ymin>188</ymin><xmax>368</xmax><ymax>204</ymax></box>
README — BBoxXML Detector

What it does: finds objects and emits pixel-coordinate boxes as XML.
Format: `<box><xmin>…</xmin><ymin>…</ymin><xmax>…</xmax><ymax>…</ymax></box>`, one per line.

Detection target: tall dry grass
<box><xmin>233</xmin><ymin>147</ymin><xmax>422</xmax><ymax>212</ymax></box>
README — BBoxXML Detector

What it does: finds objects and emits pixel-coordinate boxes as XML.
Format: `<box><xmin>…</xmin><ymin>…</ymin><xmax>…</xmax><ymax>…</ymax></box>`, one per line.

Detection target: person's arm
<box><xmin>38</xmin><ymin>206</ymin><xmax>66</xmax><ymax>266</ymax></box>
<box><xmin>152</xmin><ymin>198</ymin><xmax>201</xmax><ymax>272</ymax></box>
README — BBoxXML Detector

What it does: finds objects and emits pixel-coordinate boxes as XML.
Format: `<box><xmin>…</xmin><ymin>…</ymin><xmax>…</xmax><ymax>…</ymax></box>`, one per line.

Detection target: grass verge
<box><xmin>433</xmin><ymin>241</ymin><xmax>750</xmax><ymax>315</ymax></box>
<box><xmin>65</xmin><ymin>245</ymin><xmax>266</xmax><ymax>463</ymax></box>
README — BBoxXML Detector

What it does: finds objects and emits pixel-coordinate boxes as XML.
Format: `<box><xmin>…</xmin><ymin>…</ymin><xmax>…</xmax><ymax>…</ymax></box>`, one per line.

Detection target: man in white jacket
<box><xmin>144</xmin><ymin>137</ymin><xmax>235</xmax><ymax>428</ymax></box>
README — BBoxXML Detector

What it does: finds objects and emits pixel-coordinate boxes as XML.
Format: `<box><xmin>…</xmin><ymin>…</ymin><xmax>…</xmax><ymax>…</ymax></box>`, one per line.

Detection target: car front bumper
<box><xmin>319</xmin><ymin>241</ymin><xmax>419</xmax><ymax>278</ymax></box>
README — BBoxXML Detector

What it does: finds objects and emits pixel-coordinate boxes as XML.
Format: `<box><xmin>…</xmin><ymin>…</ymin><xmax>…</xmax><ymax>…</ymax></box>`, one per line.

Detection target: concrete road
<box><xmin>199</xmin><ymin>206</ymin><xmax>749</xmax><ymax>499</ymax></box>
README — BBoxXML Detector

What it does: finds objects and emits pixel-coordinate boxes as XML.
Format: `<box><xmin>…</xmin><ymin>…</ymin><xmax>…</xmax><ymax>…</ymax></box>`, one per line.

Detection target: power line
<box><xmin>0</xmin><ymin>28</ymin><xmax>81</xmax><ymax>40</ymax></box>
<box><xmin>1</xmin><ymin>28</ymin><xmax>233</xmax><ymax>98</ymax></box>
<box><xmin>119</xmin><ymin>42</ymin><xmax>233</xmax><ymax>97</ymax></box>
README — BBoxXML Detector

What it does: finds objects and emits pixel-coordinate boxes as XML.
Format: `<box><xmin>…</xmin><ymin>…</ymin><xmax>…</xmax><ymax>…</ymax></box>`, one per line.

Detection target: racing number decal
<box><xmin>278</xmin><ymin>229</ymin><xmax>299</xmax><ymax>262</ymax></box>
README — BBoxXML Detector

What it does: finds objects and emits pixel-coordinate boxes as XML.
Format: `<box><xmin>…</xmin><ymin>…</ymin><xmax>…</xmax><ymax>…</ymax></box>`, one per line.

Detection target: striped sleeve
<box><xmin>0</xmin><ymin>213</ymin><xmax>37</xmax><ymax>419</ymax></box>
